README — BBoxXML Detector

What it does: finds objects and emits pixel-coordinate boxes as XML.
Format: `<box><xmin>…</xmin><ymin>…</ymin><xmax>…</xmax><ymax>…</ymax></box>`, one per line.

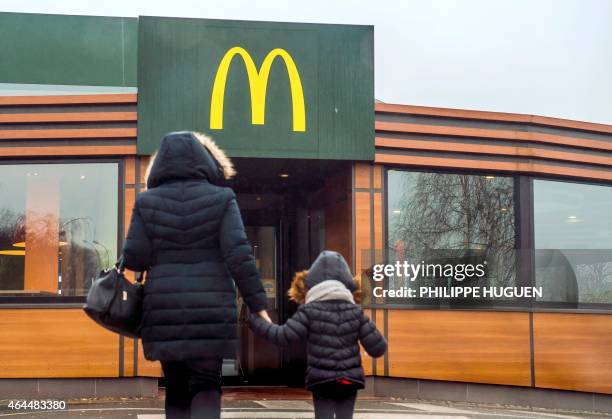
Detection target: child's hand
<box><xmin>257</xmin><ymin>310</ymin><xmax>272</xmax><ymax>323</ymax></box>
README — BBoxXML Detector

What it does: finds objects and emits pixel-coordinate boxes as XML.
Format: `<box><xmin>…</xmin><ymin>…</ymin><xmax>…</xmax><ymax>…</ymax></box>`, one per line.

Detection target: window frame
<box><xmin>531</xmin><ymin>176</ymin><xmax>612</xmax><ymax>311</ymax></box>
<box><xmin>377</xmin><ymin>166</ymin><xmax>612</xmax><ymax>313</ymax></box>
<box><xmin>0</xmin><ymin>157</ymin><xmax>123</xmax><ymax>306</ymax></box>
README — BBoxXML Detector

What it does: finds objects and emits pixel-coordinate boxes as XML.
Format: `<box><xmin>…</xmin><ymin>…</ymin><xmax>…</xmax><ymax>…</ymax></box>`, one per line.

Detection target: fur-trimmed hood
<box><xmin>145</xmin><ymin>131</ymin><xmax>235</xmax><ymax>189</ymax></box>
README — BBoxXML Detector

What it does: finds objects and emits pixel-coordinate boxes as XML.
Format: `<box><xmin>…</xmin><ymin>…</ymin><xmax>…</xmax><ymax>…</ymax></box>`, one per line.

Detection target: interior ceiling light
<box><xmin>485</xmin><ymin>176</ymin><xmax>496</xmax><ymax>180</ymax></box>
<box><xmin>12</xmin><ymin>241</ymin><xmax>68</xmax><ymax>248</ymax></box>
<box><xmin>0</xmin><ymin>250</ymin><xmax>26</xmax><ymax>256</ymax></box>
<box><xmin>279</xmin><ymin>173</ymin><xmax>289</xmax><ymax>178</ymax></box>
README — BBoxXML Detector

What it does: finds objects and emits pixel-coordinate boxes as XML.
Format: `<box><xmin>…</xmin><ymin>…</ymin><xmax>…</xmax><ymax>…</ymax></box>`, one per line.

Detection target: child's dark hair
<box><xmin>287</xmin><ymin>270</ymin><xmax>362</xmax><ymax>304</ymax></box>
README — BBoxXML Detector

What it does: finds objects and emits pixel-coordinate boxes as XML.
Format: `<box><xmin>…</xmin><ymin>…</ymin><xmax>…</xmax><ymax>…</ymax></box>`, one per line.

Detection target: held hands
<box><xmin>257</xmin><ymin>310</ymin><xmax>272</xmax><ymax>323</ymax></box>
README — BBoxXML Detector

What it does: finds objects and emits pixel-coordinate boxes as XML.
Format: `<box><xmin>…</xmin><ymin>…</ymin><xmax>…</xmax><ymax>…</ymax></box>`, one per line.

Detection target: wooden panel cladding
<box><xmin>0</xmin><ymin>128</ymin><xmax>137</xmax><ymax>140</ymax></box>
<box><xmin>0</xmin><ymin>145</ymin><xmax>137</xmax><ymax>157</ymax></box>
<box><xmin>376</xmin><ymin>122</ymin><xmax>612</xmax><ymax>152</ymax></box>
<box><xmin>353</xmin><ymin>163</ymin><xmax>386</xmax><ymax>265</ymax></box>
<box><xmin>375</xmin><ymin>102</ymin><xmax>612</xmax><ymax>182</ymax></box>
<box><xmin>387</xmin><ymin>310</ymin><xmax>531</xmax><ymax>387</ymax></box>
<box><xmin>124</xmin><ymin>188</ymin><xmax>136</xmax><ymax>233</ymax></box>
<box><xmin>324</xmin><ymin>192</ymin><xmax>352</xmax><ymax>268</ymax></box>
<box><xmin>354</xmin><ymin>191</ymin><xmax>370</xmax><ymax>275</ymax></box>
<box><xmin>128</xmin><ymin>154</ymin><xmax>161</xmax><ymax>378</ymax></box>
<box><xmin>353</xmin><ymin>162</ymin><xmax>385</xmax><ymax>306</ymax></box>
<box><xmin>0</xmin><ymin>93</ymin><xmax>137</xmax><ymax>106</ymax></box>
<box><xmin>124</xmin><ymin>155</ymin><xmax>137</xmax><ymax>185</ymax></box>
<box><xmin>123</xmin><ymin>337</ymin><xmax>135</xmax><ymax>377</ymax></box>
<box><xmin>354</xmin><ymin>162</ymin><xmax>371</xmax><ymax>189</ymax></box>
<box><xmin>0</xmin><ymin>112</ymin><xmax>137</xmax><ymax>123</ymax></box>
<box><xmin>123</xmin><ymin>155</ymin><xmax>139</xmax><ymax>283</ymax></box>
<box><xmin>376</xmin><ymin>138</ymin><xmax>612</xmax><ymax>166</ymax></box>
<box><xmin>123</xmin><ymin>186</ymin><xmax>136</xmax><ymax>279</ymax></box>
<box><xmin>376</xmin><ymin>153</ymin><xmax>612</xmax><ymax>181</ymax></box>
<box><xmin>0</xmin><ymin>309</ymin><xmax>119</xmax><ymax>378</ymax></box>
<box><xmin>0</xmin><ymin>94</ymin><xmax>137</xmax><ymax>157</ymax></box>
<box><xmin>373</xmin><ymin>191</ymin><xmax>383</xmax><ymax>253</ymax></box>
<box><xmin>376</xmin><ymin>102</ymin><xmax>612</xmax><ymax>134</ymax></box>
<box><xmin>372</xmin><ymin>165</ymin><xmax>383</xmax><ymax>189</ymax></box>
<box><xmin>137</xmin><ymin>339</ymin><xmax>162</xmax><ymax>377</ymax></box>
<box><xmin>361</xmin><ymin>309</ymin><xmax>373</xmax><ymax>375</ymax></box>
<box><xmin>533</xmin><ymin>313</ymin><xmax>612</xmax><ymax>394</ymax></box>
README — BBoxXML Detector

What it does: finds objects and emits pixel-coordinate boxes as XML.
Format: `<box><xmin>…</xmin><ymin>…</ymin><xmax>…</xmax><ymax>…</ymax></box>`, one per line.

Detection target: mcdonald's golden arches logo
<box><xmin>210</xmin><ymin>46</ymin><xmax>306</xmax><ymax>132</ymax></box>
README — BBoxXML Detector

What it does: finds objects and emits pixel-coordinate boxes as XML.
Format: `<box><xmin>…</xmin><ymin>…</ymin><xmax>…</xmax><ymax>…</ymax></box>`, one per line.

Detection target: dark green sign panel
<box><xmin>0</xmin><ymin>13</ymin><xmax>137</xmax><ymax>87</ymax></box>
<box><xmin>137</xmin><ymin>16</ymin><xmax>374</xmax><ymax>159</ymax></box>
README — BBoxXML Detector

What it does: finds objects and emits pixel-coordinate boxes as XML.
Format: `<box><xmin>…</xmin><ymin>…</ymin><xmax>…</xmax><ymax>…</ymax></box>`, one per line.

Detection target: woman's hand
<box><xmin>257</xmin><ymin>310</ymin><xmax>272</xmax><ymax>323</ymax></box>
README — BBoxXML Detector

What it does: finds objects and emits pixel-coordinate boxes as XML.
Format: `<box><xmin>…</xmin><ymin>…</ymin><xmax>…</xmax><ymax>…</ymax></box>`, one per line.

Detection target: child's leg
<box><xmin>312</xmin><ymin>391</ymin><xmax>335</xmax><ymax>419</ymax></box>
<box><xmin>334</xmin><ymin>389</ymin><xmax>358</xmax><ymax>419</ymax></box>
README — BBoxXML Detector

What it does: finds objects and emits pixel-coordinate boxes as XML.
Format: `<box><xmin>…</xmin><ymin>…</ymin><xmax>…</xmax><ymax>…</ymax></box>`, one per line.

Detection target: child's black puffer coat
<box><xmin>250</xmin><ymin>251</ymin><xmax>386</xmax><ymax>389</ymax></box>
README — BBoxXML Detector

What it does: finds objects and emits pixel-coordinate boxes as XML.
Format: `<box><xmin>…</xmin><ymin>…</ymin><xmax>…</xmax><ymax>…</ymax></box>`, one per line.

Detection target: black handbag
<box><xmin>83</xmin><ymin>258</ymin><xmax>144</xmax><ymax>338</ymax></box>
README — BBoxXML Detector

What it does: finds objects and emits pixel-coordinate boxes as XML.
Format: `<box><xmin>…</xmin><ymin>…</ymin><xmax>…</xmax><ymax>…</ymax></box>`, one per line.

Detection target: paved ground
<box><xmin>0</xmin><ymin>388</ymin><xmax>610</xmax><ymax>418</ymax></box>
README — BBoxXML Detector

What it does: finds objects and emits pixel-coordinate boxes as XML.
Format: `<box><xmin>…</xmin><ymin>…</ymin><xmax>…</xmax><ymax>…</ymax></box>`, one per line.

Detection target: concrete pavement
<box><xmin>0</xmin><ymin>388</ymin><xmax>610</xmax><ymax>418</ymax></box>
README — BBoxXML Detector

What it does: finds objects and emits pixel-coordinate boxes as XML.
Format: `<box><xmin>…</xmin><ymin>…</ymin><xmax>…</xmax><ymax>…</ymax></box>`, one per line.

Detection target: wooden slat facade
<box><xmin>0</xmin><ymin>94</ymin><xmax>159</xmax><ymax>378</ymax></box>
<box><xmin>354</xmin><ymin>161</ymin><xmax>612</xmax><ymax>395</ymax></box>
<box><xmin>533</xmin><ymin>313</ymin><xmax>612</xmax><ymax>394</ymax></box>
<box><xmin>375</xmin><ymin>103</ymin><xmax>612</xmax><ymax>134</ymax></box>
<box><xmin>0</xmin><ymin>93</ymin><xmax>137</xmax><ymax>157</ymax></box>
<box><xmin>387</xmin><ymin>310</ymin><xmax>532</xmax><ymax>386</ymax></box>
<box><xmin>0</xmin><ymin>309</ymin><xmax>120</xmax><ymax>378</ymax></box>
<box><xmin>352</xmin><ymin>104</ymin><xmax>612</xmax><ymax>395</ymax></box>
<box><xmin>1</xmin><ymin>94</ymin><xmax>612</xmax><ymax>394</ymax></box>
<box><xmin>0</xmin><ymin>94</ymin><xmax>138</xmax><ymax>106</ymax></box>
<box><xmin>0</xmin><ymin>153</ymin><xmax>160</xmax><ymax>379</ymax></box>
<box><xmin>375</xmin><ymin>102</ymin><xmax>612</xmax><ymax>182</ymax></box>
<box><xmin>123</xmin><ymin>154</ymin><xmax>162</xmax><ymax>378</ymax></box>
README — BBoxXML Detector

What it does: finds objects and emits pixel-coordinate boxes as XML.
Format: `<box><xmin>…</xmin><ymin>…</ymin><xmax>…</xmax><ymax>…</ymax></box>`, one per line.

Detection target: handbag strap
<box><xmin>114</xmin><ymin>256</ymin><xmax>146</xmax><ymax>283</ymax></box>
<box><xmin>115</xmin><ymin>256</ymin><xmax>126</xmax><ymax>273</ymax></box>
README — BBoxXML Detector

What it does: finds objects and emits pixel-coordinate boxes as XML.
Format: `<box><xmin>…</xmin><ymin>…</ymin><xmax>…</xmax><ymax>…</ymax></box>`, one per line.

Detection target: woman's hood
<box><xmin>305</xmin><ymin>250</ymin><xmax>357</xmax><ymax>292</ymax></box>
<box><xmin>145</xmin><ymin>131</ymin><xmax>235</xmax><ymax>189</ymax></box>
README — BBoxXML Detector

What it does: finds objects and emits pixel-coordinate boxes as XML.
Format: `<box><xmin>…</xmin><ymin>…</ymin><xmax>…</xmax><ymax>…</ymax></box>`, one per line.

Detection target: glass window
<box><xmin>385</xmin><ymin>170</ymin><xmax>516</xmax><ymax>307</ymax></box>
<box><xmin>0</xmin><ymin>163</ymin><xmax>118</xmax><ymax>299</ymax></box>
<box><xmin>534</xmin><ymin>179</ymin><xmax>612</xmax><ymax>306</ymax></box>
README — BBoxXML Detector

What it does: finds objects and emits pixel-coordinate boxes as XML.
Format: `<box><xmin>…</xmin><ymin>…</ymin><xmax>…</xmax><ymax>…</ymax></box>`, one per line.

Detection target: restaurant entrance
<box><xmin>219</xmin><ymin>191</ymin><xmax>324</xmax><ymax>385</ymax></box>
<box><xmin>220</xmin><ymin>158</ymin><xmax>352</xmax><ymax>385</ymax></box>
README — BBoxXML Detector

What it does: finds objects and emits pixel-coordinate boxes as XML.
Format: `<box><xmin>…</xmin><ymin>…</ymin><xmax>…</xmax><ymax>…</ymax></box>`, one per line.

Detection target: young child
<box><xmin>250</xmin><ymin>250</ymin><xmax>387</xmax><ymax>419</ymax></box>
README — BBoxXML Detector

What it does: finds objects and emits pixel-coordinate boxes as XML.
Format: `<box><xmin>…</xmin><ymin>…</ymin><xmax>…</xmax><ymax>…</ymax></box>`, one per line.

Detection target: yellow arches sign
<box><xmin>210</xmin><ymin>46</ymin><xmax>306</xmax><ymax>132</ymax></box>
<box><xmin>137</xmin><ymin>16</ymin><xmax>373</xmax><ymax>159</ymax></box>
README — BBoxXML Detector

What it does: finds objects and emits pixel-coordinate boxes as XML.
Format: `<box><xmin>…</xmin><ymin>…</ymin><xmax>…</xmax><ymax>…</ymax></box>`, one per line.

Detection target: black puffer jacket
<box><xmin>250</xmin><ymin>251</ymin><xmax>386</xmax><ymax>389</ymax></box>
<box><xmin>122</xmin><ymin>131</ymin><xmax>267</xmax><ymax>361</ymax></box>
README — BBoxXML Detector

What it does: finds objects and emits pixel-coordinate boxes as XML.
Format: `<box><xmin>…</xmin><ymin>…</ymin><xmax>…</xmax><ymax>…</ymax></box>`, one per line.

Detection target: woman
<box><xmin>122</xmin><ymin>131</ymin><xmax>269</xmax><ymax>419</ymax></box>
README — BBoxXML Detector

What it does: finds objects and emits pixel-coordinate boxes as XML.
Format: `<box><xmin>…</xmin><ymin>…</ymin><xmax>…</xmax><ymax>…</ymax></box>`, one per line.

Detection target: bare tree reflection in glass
<box><xmin>388</xmin><ymin>172</ymin><xmax>515</xmax><ymax>297</ymax></box>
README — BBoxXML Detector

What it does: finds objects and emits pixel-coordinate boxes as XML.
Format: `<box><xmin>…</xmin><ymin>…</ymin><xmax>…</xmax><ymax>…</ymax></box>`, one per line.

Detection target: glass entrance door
<box><xmin>221</xmin><ymin>193</ymin><xmax>283</xmax><ymax>383</ymax></box>
<box><xmin>223</xmin><ymin>191</ymin><xmax>326</xmax><ymax>385</ymax></box>
<box><xmin>239</xmin><ymin>225</ymin><xmax>281</xmax><ymax>380</ymax></box>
